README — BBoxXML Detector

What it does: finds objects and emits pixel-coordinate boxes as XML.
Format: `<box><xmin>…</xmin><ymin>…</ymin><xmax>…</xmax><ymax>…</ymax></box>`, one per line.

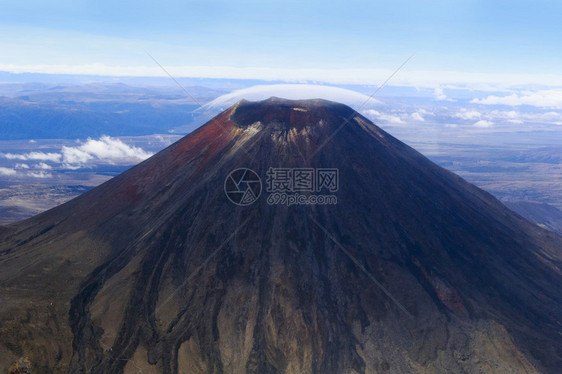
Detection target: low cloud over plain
<box><xmin>0</xmin><ymin>136</ymin><xmax>153</xmax><ymax>177</ymax></box>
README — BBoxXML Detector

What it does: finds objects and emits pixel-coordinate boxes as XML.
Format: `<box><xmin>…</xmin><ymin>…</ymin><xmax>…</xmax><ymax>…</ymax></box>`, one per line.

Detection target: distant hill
<box><xmin>0</xmin><ymin>83</ymin><xmax>223</xmax><ymax>139</ymax></box>
<box><xmin>505</xmin><ymin>200</ymin><xmax>562</xmax><ymax>234</ymax></box>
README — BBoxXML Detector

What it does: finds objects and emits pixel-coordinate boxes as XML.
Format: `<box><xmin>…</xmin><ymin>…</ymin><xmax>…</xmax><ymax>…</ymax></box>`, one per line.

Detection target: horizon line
<box><xmin>2</xmin><ymin>64</ymin><xmax>562</xmax><ymax>91</ymax></box>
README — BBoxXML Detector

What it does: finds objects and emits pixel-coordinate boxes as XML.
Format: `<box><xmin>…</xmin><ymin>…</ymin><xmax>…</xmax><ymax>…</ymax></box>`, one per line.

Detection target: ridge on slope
<box><xmin>0</xmin><ymin>98</ymin><xmax>560</xmax><ymax>373</ymax></box>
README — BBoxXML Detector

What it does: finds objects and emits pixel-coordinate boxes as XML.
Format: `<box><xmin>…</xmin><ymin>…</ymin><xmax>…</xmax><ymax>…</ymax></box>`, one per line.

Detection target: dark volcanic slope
<box><xmin>0</xmin><ymin>98</ymin><xmax>561</xmax><ymax>373</ymax></box>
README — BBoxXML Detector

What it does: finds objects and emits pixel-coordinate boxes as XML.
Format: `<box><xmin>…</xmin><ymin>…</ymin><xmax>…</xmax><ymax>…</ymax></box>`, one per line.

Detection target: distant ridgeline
<box><xmin>0</xmin><ymin>97</ymin><xmax>200</xmax><ymax>139</ymax></box>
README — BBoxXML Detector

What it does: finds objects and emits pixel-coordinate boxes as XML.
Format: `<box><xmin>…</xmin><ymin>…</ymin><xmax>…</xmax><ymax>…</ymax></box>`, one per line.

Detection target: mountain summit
<box><xmin>1</xmin><ymin>98</ymin><xmax>561</xmax><ymax>373</ymax></box>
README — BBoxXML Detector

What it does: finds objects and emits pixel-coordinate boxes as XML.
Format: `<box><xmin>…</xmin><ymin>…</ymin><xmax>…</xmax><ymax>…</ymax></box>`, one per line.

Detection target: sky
<box><xmin>1</xmin><ymin>0</ymin><xmax>561</xmax><ymax>88</ymax></box>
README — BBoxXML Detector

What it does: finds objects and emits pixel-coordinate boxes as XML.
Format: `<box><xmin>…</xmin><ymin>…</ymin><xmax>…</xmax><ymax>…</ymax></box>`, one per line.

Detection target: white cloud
<box><xmin>204</xmin><ymin>84</ymin><xmax>379</xmax><ymax>111</ymax></box>
<box><xmin>487</xmin><ymin>110</ymin><xmax>519</xmax><ymax>119</ymax></box>
<box><xmin>417</xmin><ymin>109</ymin><xmax>433</xmax><ymax>115</ymax></box>
<box><xmin>27</xmin><ymin>171</ymin><xmax>52</xmax><ymax>178</ymax></box>
<box><xmin>34</xmin><ymin>162</ymin><xmax>52</xmax><ymax>170</ymax></box>
<box><xmin>61</xmin><ymin>147</ymin><xmax>92</xmax><ymax>165</ymax></box>
<box><xmin>363</xmin><ymin>109</ymin><xmax>403</xmax><ymax>124</ymax></box>
<box><xmin>380</xmin><ymin>115</ymin><xmax>403</xmax><ymax>124</ymax></box>
<box><xmin>61</xmin><ymin>136</ymin><xmax>153</xmax><ymax>168</ymax></box>
<box><xmin>363</xmin><ymin>109</ymin><xmax>381</xmax><ymax>116</ymax></box>
<box><xmin>481</xmin><ymin>109</ymin><xmax>562</xmax><ymax>125</ymax></box>
<box><xmin>434</xmin><ymin>88</ymin><xmax>456</xmax><ymax>102</ymax></box>
<box><xmin>454</xmin><ymin>109</ymin><xmax>481</xmax><ymax>120</ymax></box>
<box><xmin>0</xmin><ymin>137</ymin><xmax>153</xmax><ymax>171</ymax></box>
<box><xmin>444</xmin><ymin>123</ymin><xmax>458</xmax><ymax>128</ymax></box>
<box><xmin>474</xmin><ymin>120</ymin><xmax>494</xmax><ymax>128</ymax></box>
<box><xmin>471</xmin><ymin>90</ymin><xmax>562</xmax><ymax>108</ymax></box>
<box><xmin>150</xmin><ymin>134</ymin><xmax>175</xmax><ymax>146</ymax></box>
<box><xmin>411</xmin><ymin>112</ymin><xmax>425</xmax><ymax>121</ymax></box>
<box><xmin>446</xmin><ymin>108</ymin><xmax>561</xmax><ymax>128</ymax></box>
<box><xmin>0</xmin><ymin>167</ymin><xmax>17</xmax><ymax>176</ymax></box>
<box><xmin>486</xmin><ymin>110</ymin><xmax>521</xmax><ymax>124</ymax></box>
<box><xmin>434</xmin><ymin>88</ymin><xmax>447</xmax><ymax>100</ymax></box>
<box><xmin>0</xmin><ymin>152</ymin><xmax>61</xmax><ymax>162</ymax></box>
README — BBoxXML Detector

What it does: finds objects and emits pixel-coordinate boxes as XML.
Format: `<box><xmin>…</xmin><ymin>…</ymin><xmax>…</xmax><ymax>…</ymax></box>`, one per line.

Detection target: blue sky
<box><xmin>1</xmin><ymin>0</ymin><xmax>561</xmax><ymax>87</ymax></box>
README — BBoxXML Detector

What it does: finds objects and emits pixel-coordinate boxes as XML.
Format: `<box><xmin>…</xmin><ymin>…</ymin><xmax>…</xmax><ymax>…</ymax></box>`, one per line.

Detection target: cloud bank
<box><xmin>473</xmin><ymin>120</ymin><xmax>494</xmax><ymax>128</ymax></box>
<box><xmin>204</xmin><ymin>84</ymin><xmax>378</xmax><ymax>111</ymax></box>
<box><xmin>0</xmin><ymin>152</ymin><xmax>62</xmax><ymax>162</ymax></box>
<box><xmin>0</xmin><ymin>167</ymin><xmax>17</xmax><ymax>176</ymax></box>
<box><xmin>61</xmin><ymin>136</ymin><xmax>153</xmax><ymax>168</ymax></box>
<box><xmin>363</xmin><ymin>110</ymin><xmax>404</xmax><ymax>125</ymax></box>
<box><xmin>3</xmin><ymin>63</ymin><xmax>562</xmax><ymax>90</ymax></box>
<box><xmin>0</xmin><ymin>136</ymin><xmax>153</xmax><ymax>172</ymax></box>
<box><xmin>471</xmin><ymin>90</ymin><xmax>562</xmax><ymax>108</ymax></box>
